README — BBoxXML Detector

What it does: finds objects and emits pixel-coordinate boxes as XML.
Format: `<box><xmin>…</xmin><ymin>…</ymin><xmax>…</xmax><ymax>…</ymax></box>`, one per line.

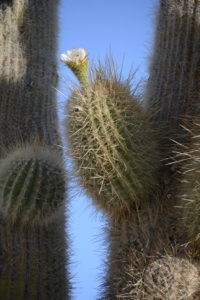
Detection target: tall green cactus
<box><xmin>63</xmin><ymin>0</ymin><xmax>200</xmax><ymax>299</ymax></box>
<box><xmin>0</xmin><ymin>1</ymin><xmax>68</xmax><ymax>299</ymax></box>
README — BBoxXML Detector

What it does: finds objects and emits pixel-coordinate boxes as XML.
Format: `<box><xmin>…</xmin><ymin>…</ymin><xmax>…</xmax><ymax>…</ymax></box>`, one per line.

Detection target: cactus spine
<box><xmin>63</xmin><ymin>0</ymin><xmax>200</xmax><ymax>298</ymax></box>
<box><xmin>0</xmin><ymin>1</ymin><xmax>68</xmax><ymax>298</ymax></box>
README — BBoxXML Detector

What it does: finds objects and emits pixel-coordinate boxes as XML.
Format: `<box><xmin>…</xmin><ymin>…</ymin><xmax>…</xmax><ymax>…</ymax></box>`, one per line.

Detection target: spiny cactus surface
<box><xmin>0</xmin><ymin>214</ymin><xmax>67</xmax><ymax>300</ymax></box>
<box><xmin>175</xmin><ymin>124</ymin><xmax>200</xmax><ymax>248</ymax></box>
<box><xmin>0</xmin><ymin>0</ymin><xmax>68</xmax><ymax>298</ymax></box>
<box><xmin>0</xmin><ymin>143</ymin><xmax>66</xmax><ymax>225</ymax></box>
<box><xmin>0</xmin><ymin>0</ymin><xmax>60</xmax><ymax>151</ymax></box>
<box><xmin>65</xmin><ymin>56</ymin><xmax>159</xmax><ymax>220</ymax></box>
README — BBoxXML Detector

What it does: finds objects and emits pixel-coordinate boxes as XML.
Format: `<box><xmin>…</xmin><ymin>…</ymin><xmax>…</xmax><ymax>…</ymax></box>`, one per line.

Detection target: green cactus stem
<box><xmin>66</xmin><ymin>60</ymin><xmax>159</xmax><ymax>220</ymax></box>
<box><xmin>0</xmin><ymin>143</ymin><xmax>66</xmax><ymax>225</ymax></box>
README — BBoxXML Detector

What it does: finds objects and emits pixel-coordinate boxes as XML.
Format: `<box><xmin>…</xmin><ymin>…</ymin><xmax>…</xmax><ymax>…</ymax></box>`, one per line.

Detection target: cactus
<box><xmin>63</xmin><ymin>0</ymin><xmax>200</xmax><ymax>298</ymax></box>
<box><xmin>65</xmin><ymin>50</ymin><xmax>159</xmax><ymax>220</ymax></box>
<box><xmin>0</xmin><ymin>0</ymin><xmax>68</xmax><ymax>298</ymax></box>
<box><xmin>115</xmin><ymin>256</ymin><xmax>200</xmax><ymax>299</ymax></box>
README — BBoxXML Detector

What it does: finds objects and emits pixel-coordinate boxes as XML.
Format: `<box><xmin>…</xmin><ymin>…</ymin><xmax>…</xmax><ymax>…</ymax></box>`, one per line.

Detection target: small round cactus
<box><xmin>0</xmin><ymin>143</ymin><xmax>66</xmax><ymax>225</ymax></box>
<box><xmin>142</xmin><ymin>257</ymin><xmax>200</xmax><ymax>299</ymax></box>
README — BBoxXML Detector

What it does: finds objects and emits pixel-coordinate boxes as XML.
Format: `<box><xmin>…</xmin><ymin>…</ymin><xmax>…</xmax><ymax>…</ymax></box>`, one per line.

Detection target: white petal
<box><xmin>61</xmin><ymin>48</ymin><xmax>87</xmax><ymax>64</ymax></box>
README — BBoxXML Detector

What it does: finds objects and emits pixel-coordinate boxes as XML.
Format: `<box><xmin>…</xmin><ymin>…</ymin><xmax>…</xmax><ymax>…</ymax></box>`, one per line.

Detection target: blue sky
<box><xmin>58</xmin><ymin>1</ymin><xmax>158</xmax><ymax>299</ymax></box>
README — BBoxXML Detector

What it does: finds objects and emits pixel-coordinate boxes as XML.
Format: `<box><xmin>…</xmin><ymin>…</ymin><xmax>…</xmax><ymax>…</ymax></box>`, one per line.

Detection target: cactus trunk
<box><xmin>0</xmin><ymin>215</ymin><xmax>67</xmax><ymax>300</ymax></box>
<box><xmin>0</xmin><ymin>0</ymin><xmax>60</xmax><ymax>151</ymax></box>
<box><xmin>145</xmin><ymin>0</ymin><xmax>200</xmax><ymax>151</ymax></box>
<box><xmin>0</xmin><ymin>0</ymin><xmax>68</xmax><ymax>298</ymax></box>
<box><xmin>106</xmin><ymin>1</ymin><xmax>200</xmax><ymax>297</ymax></box>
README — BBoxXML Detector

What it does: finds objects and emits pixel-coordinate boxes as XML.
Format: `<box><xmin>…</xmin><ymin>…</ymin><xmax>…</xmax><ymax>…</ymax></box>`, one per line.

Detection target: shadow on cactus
<box><xmin>63</xmin><ymin>48</ymin><xmax>159</xmax><ymax>220</ymax></box>
<box><xmin>0</xmin><ymin>142</ymin><xmax>66</xmax><ymax>226</ymax></box>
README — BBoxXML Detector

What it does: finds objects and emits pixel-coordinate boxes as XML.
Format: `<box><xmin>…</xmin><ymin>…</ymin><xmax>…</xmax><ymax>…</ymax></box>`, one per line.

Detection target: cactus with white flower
<box><xmin>62</xmin><ymin>0</ymin><xmax>200</xmax><ymax>298</ymax></box>
<box><xmin>63</xmin><ymin>48</ymin><xmax>159</xmax><ymax>221</ymax></box>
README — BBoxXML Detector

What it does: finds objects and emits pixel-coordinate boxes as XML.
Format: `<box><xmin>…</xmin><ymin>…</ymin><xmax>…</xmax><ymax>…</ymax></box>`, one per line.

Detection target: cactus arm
<box><xmin>65</xmin><ymin>55</ymin><xmax>159</xmax><ymax>220</ymax></box>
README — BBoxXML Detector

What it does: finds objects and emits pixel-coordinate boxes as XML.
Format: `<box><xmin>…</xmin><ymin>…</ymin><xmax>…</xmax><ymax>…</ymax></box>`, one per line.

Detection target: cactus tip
<box><xmin>61</xmin><ymin>48</ymin><xmax>88</xmax><ymax>85</ymax></box>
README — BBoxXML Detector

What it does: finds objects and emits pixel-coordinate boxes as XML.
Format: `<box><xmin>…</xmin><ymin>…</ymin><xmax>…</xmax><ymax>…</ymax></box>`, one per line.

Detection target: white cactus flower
<box><xmin>61</xmin><ymin>48</ymin><xmax>88</xmax><ymax>86</ymax></box>
<box><xmin>61</xmin><ymin>48</ymin><xmax>87</xmax><ymax>65</ymax></box>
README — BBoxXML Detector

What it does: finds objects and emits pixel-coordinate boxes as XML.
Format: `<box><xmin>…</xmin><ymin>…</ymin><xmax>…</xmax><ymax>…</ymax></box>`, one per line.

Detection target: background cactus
<box><xmin>0</xmin><ymin>214</ymin><xmax>67</xmax><ymax>300</ymax></box>
<box><xmin>64</xmin><ymin>0</ymin><xmax>200</xmax><ymax>298</ymax></box>
<box><xmin>0</xmin><ymin>0</ymin><xmax>68</xmax><ymax>298</ymax></box>
<box><xmin>0</xmin><ymin>0</ymin><xmax>60</xmax><ymax>151</ymax></box>
<box><xmin>0</xmin><ymin>143</ymin><xmax>65</xmax><ymax>225</ymax></box>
